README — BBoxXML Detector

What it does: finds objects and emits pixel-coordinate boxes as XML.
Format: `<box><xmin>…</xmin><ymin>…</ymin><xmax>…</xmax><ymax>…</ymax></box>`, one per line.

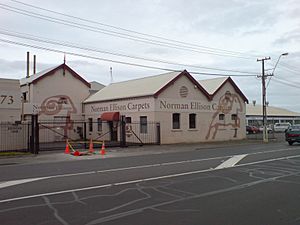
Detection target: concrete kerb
<box><xmin>0</xmin><ymin>138</ymin><xmax>281</xmax><ymax>166</ymax></box>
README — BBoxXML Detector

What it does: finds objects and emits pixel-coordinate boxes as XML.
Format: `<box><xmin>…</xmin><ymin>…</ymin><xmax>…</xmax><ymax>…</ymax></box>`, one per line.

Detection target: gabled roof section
<box><xmin>20</xmin><ymin>64</ymin><xmax>91</xmax><ymax>88</ymax></box>
<box><xmin>198</xmin><ymin>77</ymin><xmax>227</xmax><ymax>95</ymax></box>
<box><xmin>84</xmin><ymin>70</ymin><xmax>211</xmax><ymax>103</ymax></box>
<box><xmin>199</xmin><ymin>77</ymin><xmax>248</xmax><ymax>103</ymax></box>
<box><xmin>154</xmin><ymin>70</ymin><xmax>211</xmax><ymax>99</ymax></box>
<box><xmin>84</xmin><ymin>71</ymin><xmax>181</xmax><ymax>103</ymax></box>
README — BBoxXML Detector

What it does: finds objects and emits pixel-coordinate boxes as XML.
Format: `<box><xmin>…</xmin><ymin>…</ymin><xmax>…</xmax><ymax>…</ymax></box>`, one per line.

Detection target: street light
<box><xmin>267</xmin><ymin>53</ymin><xmax>289</xmax><ymax>88</ymax></box>
<box><xmin>262</xmin><ymin>52</ymin><xmax>288</xmax><ymax>143</ymax></box>
<box><xmin>272</xmin><ymin>52</ymin><xmax>288</xmax><ymax>75</ymax></box>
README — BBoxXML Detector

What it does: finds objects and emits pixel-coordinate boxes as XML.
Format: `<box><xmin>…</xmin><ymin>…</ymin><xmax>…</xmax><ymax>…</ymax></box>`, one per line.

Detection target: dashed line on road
<box><xmin>1</xmin><ymin>154</ymin><xmax>300</xmax><ymax>204</ymax></box>
<box><xmin>1</xmin><ymin>146</ymin><xmax>300</xmax><ymax>190</ymax></box>
<box><xmin>0</xmin><ymin>155</ymin><xmax>229</xmax><ymax>189</ymax></box>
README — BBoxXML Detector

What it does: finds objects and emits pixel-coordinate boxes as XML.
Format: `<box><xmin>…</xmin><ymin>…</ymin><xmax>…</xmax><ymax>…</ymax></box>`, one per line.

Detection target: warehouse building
<box><xmin>1</xmin><ymin>63</ymin><xmax>249</xmax><ymax>146</ymax></box>
<box><xmin>84</xmin><ymin>70</ymin><xmax>249</xmax><ymax>144</ymax></box>
<box><xmin>0</xmin><ymin>63</ymin><xmax>104</xmax><ymax>150</ymax></box>
<box><xmin>246</xmin><ymin>103</ymin><xmax>300</xmax><ymax>126</ymax></box>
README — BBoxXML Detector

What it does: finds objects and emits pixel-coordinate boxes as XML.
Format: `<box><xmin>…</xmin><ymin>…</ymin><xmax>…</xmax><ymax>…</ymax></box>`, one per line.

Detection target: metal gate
<box><xmin>38</xmin><ymin>120</ymin><xmax>86</xmax><ymax>151</ymax></box>
<box><xmin>38</xmin><ymin>119</ymin><xmax>161</xmax><ymax>151</ymax></box>
<box><xmin>1</xmin><ymin>116</ymin><xmax>161</xmax><ymax>153</ymax></box>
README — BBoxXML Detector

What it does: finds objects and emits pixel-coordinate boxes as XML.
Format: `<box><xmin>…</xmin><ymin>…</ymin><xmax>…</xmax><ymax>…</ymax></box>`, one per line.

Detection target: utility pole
<box><xmin>257</xmin><ymin>57</ymin><xmax>271</xmax><ymax>143</ymax></box>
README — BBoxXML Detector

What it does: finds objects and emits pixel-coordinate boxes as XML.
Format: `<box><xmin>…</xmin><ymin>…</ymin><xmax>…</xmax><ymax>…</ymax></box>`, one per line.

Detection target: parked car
<box><xmin>274</xmin><ymin>122</ymin><xmax>291</xmax><ymax>132</ymax></box>
<box><xmin>285</xmin><ymin>125</ymin><xmax>300</xmax><ymax>145</ymax></box>
<box><xmin>246</xmin><ymin>125</ymin><xmax>259</xmax><ymax>134</ymax></box>
<box><xmin>258</xmin><ymin>125</ymin><xmax>273</xmax><ymax>133</ymax></box>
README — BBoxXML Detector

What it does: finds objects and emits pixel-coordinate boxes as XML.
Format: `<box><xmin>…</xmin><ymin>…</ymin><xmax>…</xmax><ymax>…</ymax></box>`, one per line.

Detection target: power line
<box><xmin>0</xmin><ymin>28</ymin><xmax>259</xmax><ymax>75</ymax></box>
<box><xmin>0</xmin><ymin>3</ymin><xmax>256</xmax><ymax>60</ymax></box>
<box><xmin>279</xmin><ymin>61</ymin><xmax>300</xmax><ymax>71</ymax></box>
<box><xmin>0</xmin><ymin>37</ymin><xmax>257</xmax><ymax>77</ymax></box>
<box><xmin>11</xmin><ymin>0</ymin><xmax>261</xmax><ymax>58</ymax></box>
<box><xmin>277</xmin><ymin>62</ymin><xmax>300</xmax><ymax>74</ymax></box>
<box><xmin>272</xmin><ymin>77</ymin><xmax>300</xmax><ymax>89</ymax></box>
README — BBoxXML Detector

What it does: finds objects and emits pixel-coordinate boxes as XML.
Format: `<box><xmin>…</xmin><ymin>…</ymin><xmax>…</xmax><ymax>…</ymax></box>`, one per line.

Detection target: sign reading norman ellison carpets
<box><xmin>87</xmin><ymin>98</ymin><xmax>234</xmax><ymax>114</ymax></box>
<box><xmin>87</xmin><ymin>99</ymin><xmax>155</xmax><ymax>114</ymax></box>
<box><xmin>157</xmin><ymin>98</ymin><xmax>232</xmax><ymax>112</ymax></box>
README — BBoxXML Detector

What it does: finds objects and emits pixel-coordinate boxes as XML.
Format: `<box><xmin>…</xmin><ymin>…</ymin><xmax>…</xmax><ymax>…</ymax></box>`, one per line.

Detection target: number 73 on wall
<box><xmin>0</xmin><ymin>95</ymin><xmax>14</xmax><ymax>104</ymax></box>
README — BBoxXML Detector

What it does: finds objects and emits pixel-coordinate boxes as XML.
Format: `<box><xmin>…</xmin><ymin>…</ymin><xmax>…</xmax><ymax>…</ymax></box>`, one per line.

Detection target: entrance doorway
<box><xmin>101</xmin><ymin>112</ymin><xmax>120</xmax><ymax>142</ymax></box>
<box><xmin>109</xmin><ymin>121</ymin><xmax>118</xmax><ymax>141</ymax></box>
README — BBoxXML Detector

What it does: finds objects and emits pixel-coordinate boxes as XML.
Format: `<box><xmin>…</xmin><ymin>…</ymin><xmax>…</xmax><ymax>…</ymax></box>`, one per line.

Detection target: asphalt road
<box><xmin>1</xmin><ymin>141</ymin><xmax>300</xmax><ymax>225</ymax></box>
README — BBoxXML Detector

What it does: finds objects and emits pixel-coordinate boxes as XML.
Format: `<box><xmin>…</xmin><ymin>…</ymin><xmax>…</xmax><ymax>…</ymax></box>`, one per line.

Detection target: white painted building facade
<box><xmin>0</xmin><ymin>65</ymin><xmax>248</xmax><ymax>146</ymax></box>
<box><xmin>0</xmin><ymin>78</ymin><xmax>21</xmax><ymax>122</ymax></box>
<box><xmin>84</xmin><ymin>70</ymin><xmax>248</xmax><ymax>144</ymax></box>
<box><xmin>19</xmin><ymin>64</ymin><xmax>92</xmax><ymax>142</ymax></box>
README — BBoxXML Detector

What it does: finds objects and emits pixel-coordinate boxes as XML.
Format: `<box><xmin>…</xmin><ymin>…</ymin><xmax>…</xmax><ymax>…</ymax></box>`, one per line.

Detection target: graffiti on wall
<box><xmin>205</xmin><ymin>91</ymin><xmax>243</xmax><ymax>140</ymax></box>
<box><xmin>39</xmin><ymin>95</ymin><xmax>77</xmax><ymax>116</ymax></box>
<box><xmin>39</xmin><ymin>95</ymin><xmax>77</xmax><ymax>138</ymax></box>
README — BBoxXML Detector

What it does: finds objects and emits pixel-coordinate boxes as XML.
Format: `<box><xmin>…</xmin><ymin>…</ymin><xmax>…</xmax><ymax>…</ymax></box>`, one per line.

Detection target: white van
<box><xmin>274</xmin><ymin>122</ymin><xmax>291</xmax><ymax>132</ymax></box>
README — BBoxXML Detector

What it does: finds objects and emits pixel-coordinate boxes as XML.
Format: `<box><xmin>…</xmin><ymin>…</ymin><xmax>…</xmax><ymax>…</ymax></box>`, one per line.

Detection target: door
<box><xmin>109</xmin><ymin>121</ymin><xmax>118</xmax><ymax>141</ymax></box>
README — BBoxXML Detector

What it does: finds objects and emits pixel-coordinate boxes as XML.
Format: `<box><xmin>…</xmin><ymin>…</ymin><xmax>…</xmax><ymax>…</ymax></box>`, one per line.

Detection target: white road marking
<box><xmin>215</xmin><ymin>154</ymin><xmax>248</xmax><ymax>169</ymax></box>
<box><xmin>0</xmin><ymin>155</ymin><xmax>228</xmax><ymax>189</ymax></box>
<box><xmin>0</xmin><ymin>168</ymin><xmax>214</xmax><ymax>203</ymax></box>
<box><xmin>0</xmin><ymin>178</ymin><xmax>45</xmax><ymax>189</ymax></box>
<box><xmin>0</xmin><ymin>146</ymin><xmax>299</xmax><ymax>189</ymax></box>
<box><xmin>1</xmin><ymin>154</ymin><xmax>300</xmax><ymax>204</ymax></box>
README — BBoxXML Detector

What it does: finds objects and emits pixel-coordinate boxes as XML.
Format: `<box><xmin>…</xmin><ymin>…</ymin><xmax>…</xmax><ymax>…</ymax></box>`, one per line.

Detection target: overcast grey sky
<box><xmin>0</xmin><ymin>0</ymin><xmax>299</xmax><ymax>111</ymax></box>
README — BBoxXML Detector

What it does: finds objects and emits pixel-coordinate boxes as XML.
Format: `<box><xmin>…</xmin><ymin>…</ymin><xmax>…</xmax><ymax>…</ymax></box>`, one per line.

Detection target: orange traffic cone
<box><xmin>64</xmin><ymin>140</ymin><xmax>70</xmax><ymax>154</ymax></box>
<box><xmin>101</xmin><ymin>141</ymin><xmax>106</xmax><ymax>155</ymax></box>
<box><xmin>89</xmin><ymin>139</ymin><xmax>94</xmax><ymax>154</ymax></box>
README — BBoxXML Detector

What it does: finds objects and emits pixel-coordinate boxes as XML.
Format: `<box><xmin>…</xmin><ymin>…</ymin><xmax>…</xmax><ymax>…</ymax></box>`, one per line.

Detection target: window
<box><xmin>173</xmin><ymin>113</ymin><xmax>180</xmax><ymax>129</ymax></box>
<box><xmin>97</xmin><ymin>118</ymin><xmax>102</xmax><ymax>132</ymax></box>
<box><xmin>88</xmin><ymin>118</ymin><xmax>93</xmax><ymax>132</ymax></box>
<box><xmin>22</xmin><ymin>92</ymin><xmax>27</xmax><ymax>102</ymax></box>
<box><xmin>125</xmin><ymin>117</ymin><xmax>132</xmax><ymax>123</ymax></box>
<box><xmin>189</xmin><ymin>114</ymin><xmax>196</xmax><ymax>129</ymax></box>
<box><xmin>219</xmin><ymin>114</ymin><xmax>225</xmax><ymax>120</ymax></box>
<box><xmin>231</xmin><ymin>114</ymin><xmax>237</xmax><ymax>121</ymax></box>
<box><xmin>140</xmin><ymin>116</ymin><xmax>147</xmax><ymax>133</ymax></box>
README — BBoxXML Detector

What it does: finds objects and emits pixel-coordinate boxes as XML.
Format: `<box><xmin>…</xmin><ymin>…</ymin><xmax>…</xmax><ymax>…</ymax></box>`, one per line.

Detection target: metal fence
<box><xmin>246</xmin><ymin>131</ymin><xmax>281</xmax><ymax>140</ymax></box>
<box><xmin>0</xmin><ymin>117</ymin><xmax>161</xmax><ymax>153</ymax></box>
<box><xmin>125</xmin><ymin>122</ymin><xmax>160</xmax><ymax>145</ymax></box>
<box><xmin>0</xmin><ymin>122</ymin><xmax>31</xmax><ymax>152</ymax></box>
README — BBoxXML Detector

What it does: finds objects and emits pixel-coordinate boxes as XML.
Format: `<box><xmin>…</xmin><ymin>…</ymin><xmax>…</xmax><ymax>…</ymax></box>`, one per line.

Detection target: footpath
<box><xmin>0</xmin><ymin>138</ymin><xmax>280</xmax><ymax>166</ymax></box>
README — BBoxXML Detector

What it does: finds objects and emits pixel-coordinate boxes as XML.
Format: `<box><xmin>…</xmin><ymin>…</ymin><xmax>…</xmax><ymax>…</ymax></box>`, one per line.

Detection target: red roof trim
<box><xmin>211</xmin><ymin>77</ymin><xmax>249</xmax><ymax>103</ymax></box>
<box><xmin>32</xmin><ymin>64</ymin><xmax>91</xmax><ymax>88</ymax></box>
<box><xmin>153</xmin><ymin>70</ymin><xmax>212</xmax><ymax>100</ymax></box>
<box><xmin>101</xmin><ymin>112</ymin><xmax>120</xmax><ymax>121</ymax></box>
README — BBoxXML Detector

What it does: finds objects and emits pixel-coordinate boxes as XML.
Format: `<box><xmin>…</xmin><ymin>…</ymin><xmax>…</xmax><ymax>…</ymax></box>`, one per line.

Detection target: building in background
<box><xmin>89</xmin><ymin>81</ymin><xmax>106</xmax><ymax>96</ymax></box>
<box><xmin>246</xmin><ymin>103</ymin><xmax>300</xmax><ymax>126</ymax></box>
<box><xmin>0</xmin><ymin>78</ymin><xmax>21</xmax><ymax>122</ymax></box>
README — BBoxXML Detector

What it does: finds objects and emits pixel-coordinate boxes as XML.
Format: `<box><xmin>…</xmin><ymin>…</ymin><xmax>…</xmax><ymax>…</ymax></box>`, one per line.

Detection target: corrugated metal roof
<box><xmin>0</xmin><ymin>78</ymin><xmax>19</xmax><ymax>82</ymax></box>
<box><xmin>84</xmin><ymin>71</ymin><xmax>181</xmax><ymax>103</ymax></box>
<box><xmin>247</xmin><ymin>104</ymin><xmax>300</xmax><ymax>117</ymax></box>
<box><xmin>19</xmin><ymin>64</ymin><xmax>91</xmax><ymax>88</ymax></box>
<box><xmin>198</xmin><ymin>77</ymin><xmax>227</xmax><ymax>95</ymax></box>
<box><xmin>20</xmin><ymin>65</ymin><xmax>58</xmax><ymax>86</ymax></box>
